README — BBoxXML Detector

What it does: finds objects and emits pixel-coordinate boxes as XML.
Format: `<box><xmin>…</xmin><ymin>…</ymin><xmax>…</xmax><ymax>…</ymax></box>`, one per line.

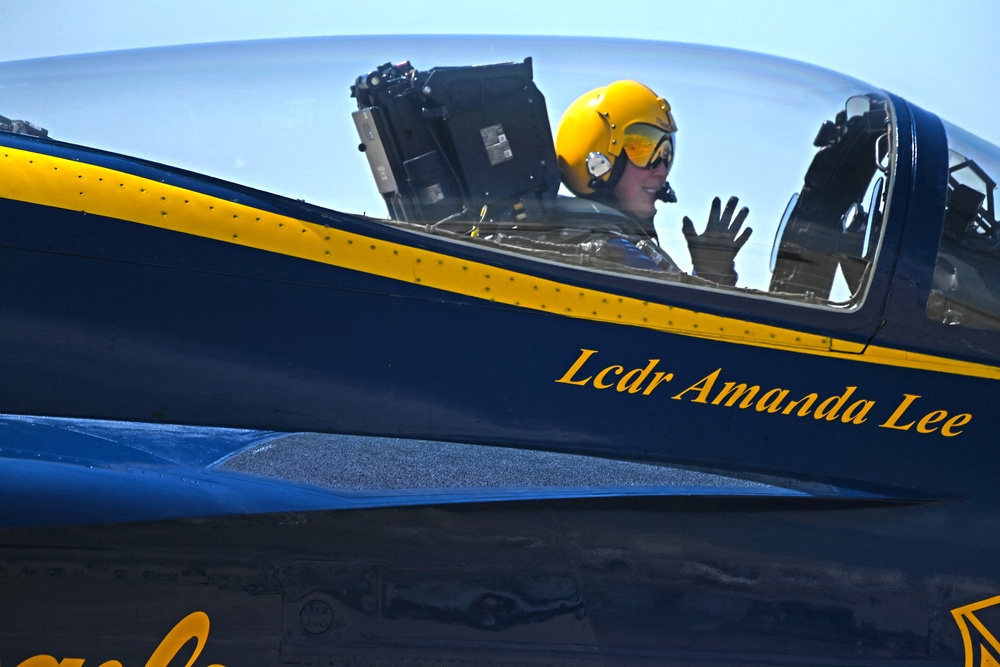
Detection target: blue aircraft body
<box><xmin>0</xmin><ymin>35</ymin><xmax>998</xmax><ymax>666</ymax></box>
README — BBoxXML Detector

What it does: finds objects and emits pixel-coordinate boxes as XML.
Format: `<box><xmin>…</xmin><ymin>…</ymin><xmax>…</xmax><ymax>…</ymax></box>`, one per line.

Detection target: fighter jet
<box><xmin>0</xmin><ymin>35</ymin><xmax>997</xmax><ymax>666</ymax></box>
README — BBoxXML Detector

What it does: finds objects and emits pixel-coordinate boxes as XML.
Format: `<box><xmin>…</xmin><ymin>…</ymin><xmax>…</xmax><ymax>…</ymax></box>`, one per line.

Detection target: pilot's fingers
<box><xmin>681</xmin><ymin>216</ymin><xmax>697</xmax><ymax>241</ymax></box>
<box><xmin>722</xmin><ymin>195</ymin><xmax>739</xmax><ymax>219</ymax></box>
<box><xmin>706</xmin><ymin>197</ymin><xmax>722</xmax><ymax>229</ymax></box>
<box><xmin>733</xmin><ymin>225</ymin><xmax>753</xmax><ymax>250</ymax></box>
<box><xmin>727</xmin><ymin>205</ymin><xmax>750</xmax><ymax>238</ymax></box>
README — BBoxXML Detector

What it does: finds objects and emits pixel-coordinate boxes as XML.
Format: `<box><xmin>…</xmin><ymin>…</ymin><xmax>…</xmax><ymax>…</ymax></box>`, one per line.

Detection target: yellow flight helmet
<box><xmin>555</xmin><ymin>80</ymin><xmax>677</xmax><ymax>196</ymax></box>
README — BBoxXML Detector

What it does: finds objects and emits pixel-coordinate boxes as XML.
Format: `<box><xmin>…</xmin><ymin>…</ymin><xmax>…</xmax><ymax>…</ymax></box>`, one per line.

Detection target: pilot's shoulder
<box><xmin>549</xmin><ymin>195</ymin><xmax>631</xmax><ymax>223</ymax></box>
<box><xmin>544</xmin><ymin>196</ymin><xmax>653</xmax><ymax>241</ymax></box>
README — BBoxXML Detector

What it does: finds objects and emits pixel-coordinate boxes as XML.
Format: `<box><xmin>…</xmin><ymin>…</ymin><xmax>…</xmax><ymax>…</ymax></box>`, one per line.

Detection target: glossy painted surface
<box><xmin>0</xmin><ymin>97</ymin><xmax>993</xmax><ymax>506</ymax></box>
<box><xmin>0</xmin><ymin>36</ymin><xmax>998</xmax><ymax>665</ymax></box>
<box><xmin>0</xmin><ymin>498</ymin><xmax>993</xmax><ymax>665</ymax></box>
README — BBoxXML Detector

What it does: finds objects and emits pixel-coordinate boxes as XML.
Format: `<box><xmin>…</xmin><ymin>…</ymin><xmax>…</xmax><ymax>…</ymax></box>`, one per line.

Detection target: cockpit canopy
<box><xmin>3</xmin><ymin>34</ymin><xmax>995</xmax><ymax>323</ymax></box>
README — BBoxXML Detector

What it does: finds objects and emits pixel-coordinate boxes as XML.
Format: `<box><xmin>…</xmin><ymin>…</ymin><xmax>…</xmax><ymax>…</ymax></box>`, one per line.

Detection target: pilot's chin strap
<box><xmin>587</xmin><ymin>161</ymin><xmax>669</xmax><ymax>236</ymax></box>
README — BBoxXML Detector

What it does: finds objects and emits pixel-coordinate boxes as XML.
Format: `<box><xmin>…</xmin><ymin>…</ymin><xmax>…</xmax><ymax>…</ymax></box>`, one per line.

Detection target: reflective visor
<box><xmin>622</xmin><ymin>123</ymin><xmax>675</xmax><ymax>171</ymax></box>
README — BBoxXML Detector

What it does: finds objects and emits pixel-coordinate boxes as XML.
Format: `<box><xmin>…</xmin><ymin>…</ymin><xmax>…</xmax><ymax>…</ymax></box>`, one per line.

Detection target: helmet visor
<box><xmin>622</xmin><ymin>123</ymin><xmax>675</xmax><ymax>171</ymax></box>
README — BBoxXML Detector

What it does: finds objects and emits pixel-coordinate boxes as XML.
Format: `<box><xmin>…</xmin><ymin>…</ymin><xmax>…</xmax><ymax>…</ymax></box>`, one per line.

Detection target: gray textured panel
<box><xmin>217</xmin><ymin>433</ymin><xmax>772</xmax><ymax>492</ymax></box>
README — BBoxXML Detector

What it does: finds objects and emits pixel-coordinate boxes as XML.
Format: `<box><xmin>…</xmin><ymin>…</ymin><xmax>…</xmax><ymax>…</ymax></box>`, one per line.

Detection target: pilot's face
<box><xmin>613</xmin><ymin>158</ymin><xmax>670</xmax><ymax>220</ymax></box>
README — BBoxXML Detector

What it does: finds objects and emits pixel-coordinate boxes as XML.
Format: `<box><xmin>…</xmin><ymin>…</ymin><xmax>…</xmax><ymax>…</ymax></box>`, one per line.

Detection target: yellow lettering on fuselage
<box><xmin>556</xmin><ymin>349</ymin><xmax>674</xmax><ymax>395</ymax></box>
<box><xmin>15</xmin><ymin>611</ymin><xmax>223</xmax><ymax>667</ymax></box>
<box><xmin>554</xmin><ymin>348</ymin><xmax>972</xmax><ymax>438</ymax></box>
<box><xmin>879</xmin><ymin>394</ymin><xmax>972</xmax><ymax>436</ymax></box>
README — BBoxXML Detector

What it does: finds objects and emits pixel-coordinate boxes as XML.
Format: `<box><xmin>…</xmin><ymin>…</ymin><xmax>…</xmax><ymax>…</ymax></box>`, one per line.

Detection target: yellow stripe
<box><xmin>3</xmin><ymin>145</ymin><xmax>999</xmax><ymax>381</ymax></box>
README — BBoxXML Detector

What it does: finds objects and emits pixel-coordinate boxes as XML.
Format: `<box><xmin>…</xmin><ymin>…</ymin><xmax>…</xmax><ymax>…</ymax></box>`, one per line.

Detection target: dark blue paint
<box><xmin>0</xmin><ymin>46</ymin><xmax>996</xmax><ymax>666</ymax></box>
<box><xmin>0</xmin><ymin>414</ymin><xmax>275</xmax><ymax>467</ymax></box>
<box><xmin>0</xmin><ymin>414</ymin><xmax>850</xmax><ymax>528</ymax></box>
<box><xmin>0</xmin><ymin>95</ymin><xmax>995</xmax><ymax>516</ymax></box>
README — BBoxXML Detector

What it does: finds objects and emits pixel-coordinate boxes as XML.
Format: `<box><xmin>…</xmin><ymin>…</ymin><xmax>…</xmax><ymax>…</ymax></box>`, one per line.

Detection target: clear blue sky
<box><xmin>1</xmin><ymin>0</ymin><xmax>997</xmax><ymax>144</ymax></box>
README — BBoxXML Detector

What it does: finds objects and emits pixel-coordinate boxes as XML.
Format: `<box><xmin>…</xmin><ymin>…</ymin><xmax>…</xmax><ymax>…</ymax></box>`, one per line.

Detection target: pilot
<box><xmin>555</xmin><ymin>80</ymin><xmax>752</xmax><ymax>286</ymax></box>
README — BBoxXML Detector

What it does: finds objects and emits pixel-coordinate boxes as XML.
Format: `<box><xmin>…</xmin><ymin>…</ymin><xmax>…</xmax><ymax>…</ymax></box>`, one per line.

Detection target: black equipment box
<box><xmin>351</xmin><ymin>58</ymin><xmax>560</xmax><ymax>224</ymax></box>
